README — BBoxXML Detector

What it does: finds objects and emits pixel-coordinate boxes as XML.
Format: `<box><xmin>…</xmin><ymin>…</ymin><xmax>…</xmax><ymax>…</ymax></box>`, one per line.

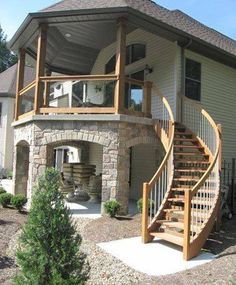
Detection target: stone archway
<box><xmin>13</xmin><ymin>140</ymin><xmax>30</xmax><ymax>197</ymax></box>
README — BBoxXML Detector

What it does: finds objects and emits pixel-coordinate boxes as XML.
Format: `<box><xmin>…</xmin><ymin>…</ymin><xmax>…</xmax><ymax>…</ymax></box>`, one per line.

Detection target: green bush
<box><xmin>104</xmin><ymin>199</ymin><xmax>121</xmax><ymax>218</ymax></box>
<box><xmin>14</xmin><ymin>168</ymin><xmax>89</xmax><ymax>285</ymax></box>
<box><xmin>0</xmin><ymin>187</ymin><xmax>6</xmax><ymax>195</ymax></box>
<box><xmin>11</xmin><ymin>195</ymin><xmax>27</xmax><ymax>211</ymax></box>
<box><xmin>137</xmin><ymin>198</ymin><xmax>155</xmax><ymax>214</ymax></box>
<box><xmin>0</xmin><ymin>193</ymin><xmax>13</xmax><ymax>207</ymax></box>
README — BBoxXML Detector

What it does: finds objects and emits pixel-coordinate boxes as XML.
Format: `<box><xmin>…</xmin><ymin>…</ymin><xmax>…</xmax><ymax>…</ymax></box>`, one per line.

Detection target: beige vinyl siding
<box><xmin>185</xmin><ymin>50</ymin><xmax>236</xmax><ymax>162</ymax></box>
<box><xmin>130</xmin><ymin>143</ymin><xmax>164</xmax><ymax>201</ymax></box>
<box><xmin>92</xmin><ymin>28</ymin><xmax>178</xmax><ymax>119</ymax></box>
<box><xmin>89</xmin><ymin>143</ymin><xmax>103</xmax><ymax>175</ymax></box>
<box><xmin>0</xmin><ymin>97</ymin><xmax>15</xmax><ymax>170</ymax></box>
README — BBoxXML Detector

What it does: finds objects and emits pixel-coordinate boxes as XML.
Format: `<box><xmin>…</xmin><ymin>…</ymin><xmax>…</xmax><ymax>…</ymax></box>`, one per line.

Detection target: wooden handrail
<box><xmin>39</xmin><ymin>74</ymin><xmax>118</xmax><ymax>82</ymax></box>
<box><xmin>181</xmin><ymin>95</ymin><xmax>221</xmax><ymax>259</ymax></box>
<box><xmin>19</xmin><ymin>80</ymin><xmax>36</xmax><ymax>96</ymax></box>
<box><xmin>181</xmin><ymin>96</ymin><xmax>220</xmax><ymax>197</ymax></box>
<box><xmin>149</xmin><ymin>121</ymin><xmax>174</xmax><ymax>188</ymax></box>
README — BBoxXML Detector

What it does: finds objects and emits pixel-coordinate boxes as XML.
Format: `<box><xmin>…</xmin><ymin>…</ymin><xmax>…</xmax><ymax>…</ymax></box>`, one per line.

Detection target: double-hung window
<box><xmin>185</xmin><ymin>58</ymin><xmax>201</xmax><ymax>101</ymax></box>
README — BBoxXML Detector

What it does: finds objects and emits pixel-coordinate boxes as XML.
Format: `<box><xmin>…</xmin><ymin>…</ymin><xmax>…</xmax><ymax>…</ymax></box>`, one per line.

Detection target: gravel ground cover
<box><xmin>0</xmin><ymin>208</ymin><xmax>27</xmax><ymax>285</ymax></box>
<box><xmin>1</xmin><ymin>207</ymin><xmax>236</xmax><ymax>285</ymax></box>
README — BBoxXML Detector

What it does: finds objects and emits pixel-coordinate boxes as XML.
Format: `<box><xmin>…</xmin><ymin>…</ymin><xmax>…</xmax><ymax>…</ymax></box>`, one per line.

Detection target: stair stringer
<box><xmin>187</xmin><ymin>194</ymin><xmax>220</xmax><ymax>260</ymax></box>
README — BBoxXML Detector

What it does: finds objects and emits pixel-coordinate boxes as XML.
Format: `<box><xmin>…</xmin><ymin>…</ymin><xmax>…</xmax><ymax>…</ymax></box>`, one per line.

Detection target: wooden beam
<box><xmin>142</xmin><ymin>81</ymin><xmax>152</xmax><ymax>117</ymax></box>
<box><xmin>39</xmin><ymin>107</ymin><xmax>116</xmax><ymax>114</ymax></box>
<box><xmin>34</xmin><ymin>24</ymin><xmax>48</xmax><ymax>114</ymax></box>
<box><xmin>114</xmin><ymin>17</ymin><xmax>127</xmax><ymax>114</ymax></box>
<box><xmin>15</xmin><ymin>48</ymin><xmax>25</xmax><ymax>120</ymax></box>
<box><xmin>39</xmin><ymin>74</ymin><xmax>118</xmax><ymax>82</ymax></box>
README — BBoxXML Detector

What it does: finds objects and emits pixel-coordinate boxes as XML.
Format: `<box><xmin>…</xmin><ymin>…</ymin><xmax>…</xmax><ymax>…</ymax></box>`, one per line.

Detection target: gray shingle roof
<box><xmin>0</xmin><ymin>64</ymin><xmax>35</xmax><ymax>97</ymax></box>
<box><xmin>41</xmin><ymin>0</ymin><xmax>236</xmax><ymax>58</ymax></box>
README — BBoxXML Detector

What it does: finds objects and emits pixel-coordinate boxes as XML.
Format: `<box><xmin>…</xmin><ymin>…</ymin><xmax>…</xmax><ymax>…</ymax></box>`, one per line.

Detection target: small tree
<box><xmin>14</xmin><ymin>168</ymin><xmax>89</xmax><ymax>285</ymax></box>
<box><xmin>0</xmin><ymin>25</ymin><xmax>17</xmax><ymax>72</ymax></box>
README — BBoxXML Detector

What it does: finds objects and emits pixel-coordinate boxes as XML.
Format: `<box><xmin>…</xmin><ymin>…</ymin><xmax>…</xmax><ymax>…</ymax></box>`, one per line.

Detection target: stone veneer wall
<box><xmin>13</xmin><ymin>120</ymin><xmax>158</xmax><ymax>214</ymax></box>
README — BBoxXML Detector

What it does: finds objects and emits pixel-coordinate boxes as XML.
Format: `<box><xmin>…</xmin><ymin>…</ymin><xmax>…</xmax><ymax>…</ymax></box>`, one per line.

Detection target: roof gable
<box><xmin>0</xmin><ymin>64</ymin><xmax>35</xmax><ymax>97</ymax></box>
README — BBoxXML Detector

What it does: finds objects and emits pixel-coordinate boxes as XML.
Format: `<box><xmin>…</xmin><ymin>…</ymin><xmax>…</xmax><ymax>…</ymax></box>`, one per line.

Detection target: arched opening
<box><xmin>14</xmin><ymin>140</ymin><xmax>30</xmax><ymax>197</ymax></box>
<box><xmin>46</xmin><ymin>140</ymin><xmax>103</xmax><ymax>216</ymax></box>
<box><xmin>129</xmin><ymin>142</ymin><xmax>164</xmax><ymax>211</ymax></box>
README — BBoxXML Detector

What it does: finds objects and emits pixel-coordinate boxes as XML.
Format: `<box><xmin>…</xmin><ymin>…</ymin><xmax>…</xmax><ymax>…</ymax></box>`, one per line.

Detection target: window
<box><xmin>125</xmin><ymin>70</ymin><xmax>144</xmax><ymax>111</ymax></box>
<box><xmin>105</xmin><ymin>44</ymin><xmax>146</xmax><ymax>74</ymax></box>
<box><xmin>185</xmin><ymin>58</ymin><xmax>201</xmax><ymax>101</ymax></box>
<box><xmin>0</xmin><ymin>103</ymin><xmax>2</xmax><ymax>126</ymax></box>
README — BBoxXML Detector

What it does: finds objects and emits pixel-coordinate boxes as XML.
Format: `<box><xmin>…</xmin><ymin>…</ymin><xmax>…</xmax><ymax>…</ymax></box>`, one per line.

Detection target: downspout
<box><xmin>180</xmin><ymin>39</ymin><xmax>192</xmax><ymax>123</ymax></box>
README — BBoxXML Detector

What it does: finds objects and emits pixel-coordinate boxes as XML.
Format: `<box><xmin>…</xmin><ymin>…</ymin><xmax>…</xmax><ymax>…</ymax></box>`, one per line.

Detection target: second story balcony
<box><xmin>12</xmin><ymin>14</ymin><xmax>153</xmax><ymax>122</ymax></box>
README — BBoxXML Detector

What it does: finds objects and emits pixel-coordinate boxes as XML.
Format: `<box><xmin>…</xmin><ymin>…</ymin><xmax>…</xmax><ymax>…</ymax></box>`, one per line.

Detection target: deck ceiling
<box><xmin>26</xmin><ymin>20</ymin><xmax>135</xmax><ymax>74</ymax></box>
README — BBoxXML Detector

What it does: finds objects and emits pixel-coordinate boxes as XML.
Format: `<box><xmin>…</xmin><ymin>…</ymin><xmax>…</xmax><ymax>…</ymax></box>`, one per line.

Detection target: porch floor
<box><xmin>98</xmin><ymin>237</ymin><xmax>215</xmax><ymax>276</ymax></box>
<box><xmin>66</xmin><ymin>200</ymin><xmax>139</xmax><ymax>219</ymax></box>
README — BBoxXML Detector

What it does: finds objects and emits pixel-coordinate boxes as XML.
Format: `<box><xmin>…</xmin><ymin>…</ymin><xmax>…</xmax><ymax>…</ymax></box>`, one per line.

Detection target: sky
<box><xmin>0</xmin><ymin>0</ymin><xmax>236</xmax><ymax>41</ymax></box>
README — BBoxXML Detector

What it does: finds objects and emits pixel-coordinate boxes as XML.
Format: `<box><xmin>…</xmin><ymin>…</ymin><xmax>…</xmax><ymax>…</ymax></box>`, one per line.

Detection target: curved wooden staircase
<box><xmin>142</xmin><ymin>86</ymin><xmax>221</xmax><ymax>260</ymax></box>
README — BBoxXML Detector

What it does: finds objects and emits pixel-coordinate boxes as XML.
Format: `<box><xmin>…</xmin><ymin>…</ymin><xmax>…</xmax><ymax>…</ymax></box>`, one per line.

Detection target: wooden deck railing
<box><xmin>15</xmin><ymin>75</ymin><xmax>153</xmax><ymax>120</ymax></box>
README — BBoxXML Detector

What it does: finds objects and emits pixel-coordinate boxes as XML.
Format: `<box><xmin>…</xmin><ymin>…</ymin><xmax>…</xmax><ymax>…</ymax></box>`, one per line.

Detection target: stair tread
<box><xmin>155</xmin><ymin>220</ymin><xmax>202</xmax><ymax>231</ymax></box>
<box><xmin>150</xmin><ymin>232</ymin><xmax>183</xmax><ymax>247</ymax></box>
<box><xmin>175</xmin><ymin>152</ymin><xmax>209</xmax><ymax>156</ymax></box>
<box><xmin>174</xmin><ymin>138</ymin><xmax>197</xmax><ymax>142</ymax></box>
<box><xmin>175</xmin><ymin>159</ymin><xmax>209</xmax><ymax>164</ymax></box>
<box><xmin>175</xmin><ymin>169</ymin><xmax>206</xmax><ymax>172</ymax></box>
<box><xmin>173</xmin><ymin>177</ymin><xmax>199</xmax><ymax>182</ymax></box>
<box><xmin>174</xmin><ymin>145</ymin><xmax>203</xmax><ymax>149</ymax></box>
<box><xmin>166</xmin><ymin>209</ymin><xmax>211</xmax><ymax>218</ymax></box>
<box><xmin>168</xmin><ymin>197</ymin><xmax>214</xmax><ymax>205</ymax></box>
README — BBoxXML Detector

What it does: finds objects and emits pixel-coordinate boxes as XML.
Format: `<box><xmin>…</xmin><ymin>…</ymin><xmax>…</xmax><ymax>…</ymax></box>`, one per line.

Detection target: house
<box><xmin>8</xmin><ymin>0</ymin><xmax>236</xmax><ymax>260</ymax></box>
<box><xmin>0</xmin><ymin>64</ymin><xmax>35</xmax><ymax>173</ymax></box>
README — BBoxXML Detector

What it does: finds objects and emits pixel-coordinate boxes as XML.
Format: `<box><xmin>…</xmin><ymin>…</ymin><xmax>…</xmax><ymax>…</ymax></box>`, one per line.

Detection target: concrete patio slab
<box><xmin>66</xmin><ymin>201</ymin><xmax>102</xmax><ymax>219</ymax></box>
<box><xmin>98</xmin><ymin>237</ymin><xmax>215</xmax><ymax>276</ymax></box>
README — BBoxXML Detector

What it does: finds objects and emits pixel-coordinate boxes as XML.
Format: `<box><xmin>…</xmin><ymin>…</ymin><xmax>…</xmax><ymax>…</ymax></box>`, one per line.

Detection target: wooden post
<box><xmin>142</xmin><ymin>81</ymin><xmax>152</xmax><ymax>117</ymax></box>
<box><xmin>114</xmin><ymin>18</ymin><xmax>126</xmax><ymax>114</ymax></box>
<box><xmin>34</xmin><ymin>24</ymin><xmax>48</xmax><ymax>114</ymax></box>
<box><xmin>43</xmin><ymin>69</ymin><xmax>51</xmax><ymax>107</ymax></box>
<box><xmin>183</xmin><ymin>189</ymin><xmax>191</xmax><ymax>260</ymax></box>
<box><xmin>15</xmin><ymin>48</ymin><xmax>26</xmax><ymax>120</ymax></box>
<box><xmin>142</xmin><ymin>182</ymin><xmax>150</xmax><ymax>243</ymax></box>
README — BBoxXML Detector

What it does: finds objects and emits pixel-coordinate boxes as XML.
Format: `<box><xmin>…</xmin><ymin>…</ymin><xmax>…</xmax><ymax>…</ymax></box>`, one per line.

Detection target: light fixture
<box><xmin>65</xmin><ymin>33</ymin><xmax>72</xmax><ymax>38</ymax></box>
<box><xmin>144</xmin><ymin>64</ymin><xmax>153</xmax><ymax>75</ymax></box>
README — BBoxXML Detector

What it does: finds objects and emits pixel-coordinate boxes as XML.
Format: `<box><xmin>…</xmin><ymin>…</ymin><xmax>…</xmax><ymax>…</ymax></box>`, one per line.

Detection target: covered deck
<box><xmin>14</xmin><ymin>15</ymin><xmax>153</xmax><ymax>122</ymax></box>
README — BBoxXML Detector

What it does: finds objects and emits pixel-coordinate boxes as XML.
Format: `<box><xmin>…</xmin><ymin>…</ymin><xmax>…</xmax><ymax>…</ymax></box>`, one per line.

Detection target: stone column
<box><xmin>102</xmin><ymin>143</ymin><xmax>130</xmax><ymax>215</ymax></box>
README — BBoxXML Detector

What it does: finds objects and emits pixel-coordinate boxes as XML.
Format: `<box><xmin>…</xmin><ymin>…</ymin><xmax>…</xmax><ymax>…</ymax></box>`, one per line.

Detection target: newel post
<box><xmin>34</xmin><ymin>24</ymin><xmax>48</xmax><ymax>114</ymax></box>
<box><xmin>15</xmin><ymin>48</ymin><xmax>26</xmax><ymax>120</ymax></box>
<box><xmin>183</xmin><ymin>189</ymin><xmax>191</xmax><ymax>260</ymax></box>
<box><xmin>114</xmin><ymin>17</ymin><xmax>127</xmax><ymax>114</ymax></box>
<box><xmin>142</xmin><ymin>182</ymin><xmax>150</xmax><ymax>243</ymax></box>
<box><xmin>142</xmin><ymin>81</ymin><xmax>152</xmax><ymax>117</ymax></box>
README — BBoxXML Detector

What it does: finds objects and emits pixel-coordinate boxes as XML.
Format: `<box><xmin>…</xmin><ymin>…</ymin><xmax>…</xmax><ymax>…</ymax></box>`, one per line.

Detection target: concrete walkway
<box><xmin>98</xmin><ymin>236</ymin><xmax>215</xmax><ymax>276</ymax></box>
